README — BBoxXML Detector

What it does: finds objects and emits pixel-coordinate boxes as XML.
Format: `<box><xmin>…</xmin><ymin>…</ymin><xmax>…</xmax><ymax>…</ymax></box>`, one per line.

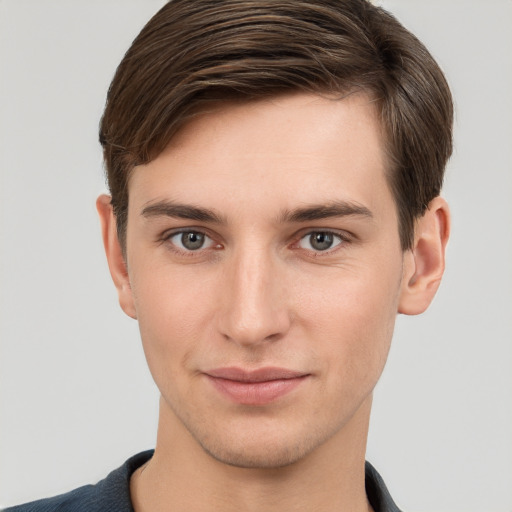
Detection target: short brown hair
<box><xmin>99</xmin><ymin>0</ymin><xmax>453</xmax><ymax>250</ymax></box>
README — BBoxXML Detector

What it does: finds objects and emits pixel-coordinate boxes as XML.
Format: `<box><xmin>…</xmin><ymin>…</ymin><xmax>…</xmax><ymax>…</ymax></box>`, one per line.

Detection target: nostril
<box><xmin>218</xmin><ymin>303</ymin><xmax>291</xmax><ymax>346</ymax></box>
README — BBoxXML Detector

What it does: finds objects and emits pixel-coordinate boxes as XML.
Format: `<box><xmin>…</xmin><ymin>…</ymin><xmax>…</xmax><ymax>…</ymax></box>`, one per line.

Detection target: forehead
<box><xmin>128</xmin><ymin>92</ymin><xmax>392</xmax><ymax>220</ymax></box>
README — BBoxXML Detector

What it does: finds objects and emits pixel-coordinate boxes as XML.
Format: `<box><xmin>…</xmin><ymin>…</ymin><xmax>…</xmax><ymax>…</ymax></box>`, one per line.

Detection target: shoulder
<box><xmin>2</xmin><ymin>484</ymin><xmax>99</xmax><ymax>512</ymax></box>
<box><xmin>2</xmin><ymin>451</ymin><xmax>154</xmax><ymax>512</ymax></box>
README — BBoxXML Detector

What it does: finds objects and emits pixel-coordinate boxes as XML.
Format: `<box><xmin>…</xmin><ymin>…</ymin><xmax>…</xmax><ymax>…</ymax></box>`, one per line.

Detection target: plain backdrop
<box><xmin>1</xmin><ymin>1</ymin><xmax>511</xmax><ymax>510</ymax></box>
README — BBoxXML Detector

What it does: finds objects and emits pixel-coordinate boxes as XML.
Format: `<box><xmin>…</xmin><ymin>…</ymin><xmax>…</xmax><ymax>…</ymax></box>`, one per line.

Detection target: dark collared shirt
<box><xmin>3</xmin><ymin>451</ymin><xmax>402</xmax><ymax>512</ymax></box>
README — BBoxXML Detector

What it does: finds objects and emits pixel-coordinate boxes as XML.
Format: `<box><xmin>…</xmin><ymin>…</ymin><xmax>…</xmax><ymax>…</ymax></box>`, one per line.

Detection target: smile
<box><xmin>205</xmin><ymin>367</ymin><xmax>310</xmax><ymax>405</ymax></box>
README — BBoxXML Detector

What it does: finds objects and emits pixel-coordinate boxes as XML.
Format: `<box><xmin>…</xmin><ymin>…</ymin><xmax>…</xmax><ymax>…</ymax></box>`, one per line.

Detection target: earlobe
<box><xmin>96</xmin><ymin>195</ymin><xmax>137</xmax><ymax>319</ymax></box>
<box><xmin>398</xmin><ymin>197</ymin><xmax>450</xmax><ymax>315</ymax></box>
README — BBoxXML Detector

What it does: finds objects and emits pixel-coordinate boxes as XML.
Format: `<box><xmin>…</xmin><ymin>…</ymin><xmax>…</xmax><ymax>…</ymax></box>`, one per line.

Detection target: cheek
<box><xmin>129</xmin><ymin>262</ymin><xmax>216</xmax><ymax>383</ymax></box>
<box><xmin>297</xmin><ymin>262</ymin><xmax>401</xmax><ymax>386</ymax></box>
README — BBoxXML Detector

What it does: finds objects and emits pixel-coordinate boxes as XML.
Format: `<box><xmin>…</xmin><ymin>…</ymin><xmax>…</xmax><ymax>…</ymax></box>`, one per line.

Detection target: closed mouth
<box><xmin>204</xmin><ymin>367</ymin><xmax>310</xmax><ymax>405</ymax></box>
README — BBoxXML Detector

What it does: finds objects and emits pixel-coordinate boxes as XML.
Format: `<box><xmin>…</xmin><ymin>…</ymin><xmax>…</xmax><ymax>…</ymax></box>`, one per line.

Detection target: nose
<box><xmin>217</xmin><ymin>245</ymin><xmax>291</xmax><ymax>347</ymax></box>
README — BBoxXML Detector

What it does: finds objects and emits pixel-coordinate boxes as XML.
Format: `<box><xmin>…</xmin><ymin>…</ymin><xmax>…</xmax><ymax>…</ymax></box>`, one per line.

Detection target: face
<box><xmin>121</xmin><ymin>93</ymin><xmax>408</xmax><ymax>468</ymax></box>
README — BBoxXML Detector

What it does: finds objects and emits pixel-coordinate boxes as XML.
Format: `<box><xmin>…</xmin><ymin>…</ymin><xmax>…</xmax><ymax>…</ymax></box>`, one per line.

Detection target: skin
<box><xmin>98</xmin><ymin>92</ymin><xmax>449</xmax><ymax>512</ymax></box>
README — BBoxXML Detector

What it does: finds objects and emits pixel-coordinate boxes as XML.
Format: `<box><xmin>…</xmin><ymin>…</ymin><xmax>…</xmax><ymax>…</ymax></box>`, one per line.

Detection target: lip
<box><xmin>205</xmin><ymin>367</ymin><xmax>310</xmax><ymax>405</ymax></box>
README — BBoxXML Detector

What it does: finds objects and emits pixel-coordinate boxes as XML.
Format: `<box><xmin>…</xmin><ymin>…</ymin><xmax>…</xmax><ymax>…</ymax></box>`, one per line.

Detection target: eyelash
<box><xmin>161</xmin><ymin>228</ymin><xmax>351</xmax><ymax>257</ymax></box>
<box><xmin>294</xmin><ymin>230</ymin><xmax>349</xmax><ymax>254</ymax></box>
<box><xmin>162</xmin><ymin>229</ymin><xmax>221</xmax><ymax>256</ymax></box>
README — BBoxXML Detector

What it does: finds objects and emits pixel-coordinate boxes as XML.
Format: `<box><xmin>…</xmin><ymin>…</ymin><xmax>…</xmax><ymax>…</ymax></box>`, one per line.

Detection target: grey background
<box><xmin>1</xmin><ymin>1</ymin><xmax>511</xmax><ymax>510</ymax></box>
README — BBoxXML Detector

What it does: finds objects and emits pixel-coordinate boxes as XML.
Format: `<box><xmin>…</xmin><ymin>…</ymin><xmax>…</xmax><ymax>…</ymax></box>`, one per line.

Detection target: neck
<box><xmin>131</xmin><ymin>396</ymin><xmax>374</xmax><ymax>512</ymax></box>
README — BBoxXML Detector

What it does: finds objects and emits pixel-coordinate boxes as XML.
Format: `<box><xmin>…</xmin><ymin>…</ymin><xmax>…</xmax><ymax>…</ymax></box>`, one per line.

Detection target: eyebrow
<box><xmin>141</xmin><ymin>199</ymin><xmax>373</xmax><ymax>225</ymax></box>
<box><xmin>279</xmin><ymin>201</ymin><xmax>373</xmax><ymax>223</ymax></box>
<box><xmin>141</xmin><ymin>200</ymin><xmax>225</xmax><ymax>224</ymax></box>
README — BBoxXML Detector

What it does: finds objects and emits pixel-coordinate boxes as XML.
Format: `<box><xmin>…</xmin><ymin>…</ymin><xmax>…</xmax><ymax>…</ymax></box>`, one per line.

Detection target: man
<box><xmin>4</xmin><ymin>0</ymin><xmax>452</xmax><ymax>511</ymax></box>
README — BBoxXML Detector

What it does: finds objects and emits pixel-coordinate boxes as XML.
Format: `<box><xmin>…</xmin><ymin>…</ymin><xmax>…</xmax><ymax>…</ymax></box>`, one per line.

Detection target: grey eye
<box><xmin>298</xmin><ymin>232</ymin><xmax>342</xmax><ymax>252</ymax></box>
<box><xmin>169</xmin><ymin>231</ymin><xmax>214</xmax><ymax>251</ymax></box>
<box><xmin>181</xmin><ymin>232</ymin><xmax>205</xmax><ymax>250</ymax></box>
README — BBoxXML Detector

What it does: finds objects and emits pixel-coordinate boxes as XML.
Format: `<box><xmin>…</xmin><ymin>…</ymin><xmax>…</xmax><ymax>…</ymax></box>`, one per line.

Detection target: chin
<box><xmin>201</xmin><ymin>442</ymin><xmax>307</xmax><ymax>469</ymax></box>
<box><xmin>195</xmin><ymin>427</ymin><xmax>325</xmax><ymax>470</ymax></box>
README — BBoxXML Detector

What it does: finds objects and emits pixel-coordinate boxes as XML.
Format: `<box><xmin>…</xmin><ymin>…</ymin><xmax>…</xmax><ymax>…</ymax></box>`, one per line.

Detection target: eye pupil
<box><xmin>181</xmin><ymin>232</ymin><xmax>205</xmax><ymax>250</ymax></box>
<box><xmin>310</xmin><ymin>232</ymin><xmax>333</xmax><ymax>251</ymax></box>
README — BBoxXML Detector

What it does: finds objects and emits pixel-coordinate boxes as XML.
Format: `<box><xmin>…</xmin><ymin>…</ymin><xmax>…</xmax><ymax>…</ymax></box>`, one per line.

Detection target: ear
<box><xmin>398</xmin><ymin>196</ymin><xmax>450</xmax><ymax>315</ymax></box>
<box><xmin>96</xmin><ymin>194</ymin><xmax>137</xmax><ymax>319</ymax></box>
